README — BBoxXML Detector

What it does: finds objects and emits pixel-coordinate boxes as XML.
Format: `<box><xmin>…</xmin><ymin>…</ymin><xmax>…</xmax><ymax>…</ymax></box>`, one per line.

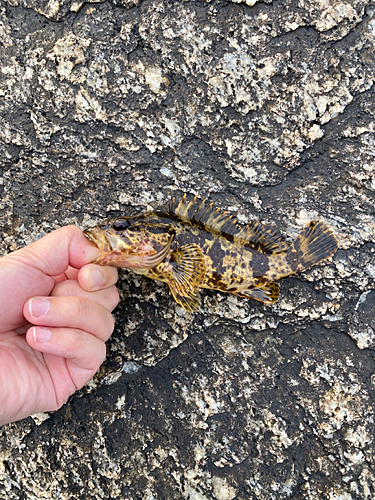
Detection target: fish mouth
<box><xmin>83</xmin><ymin>225</ymin><xmax>154</xmax><ymax>267</ymax></box>
<box><xmin>83</xmin><ymin>226</ymin><xmax>113</xmax><ymax>255</ymax></box>
<box><xmin>83</xmin><ymin>225</ymin><xmax>175</xmax><ymax>269</ymax></box>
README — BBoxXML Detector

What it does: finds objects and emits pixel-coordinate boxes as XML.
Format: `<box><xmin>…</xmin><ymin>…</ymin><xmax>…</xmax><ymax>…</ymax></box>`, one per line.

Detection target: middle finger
<box><xmin>23</xmin><ymin>295</ymin><xmax>115</xmax><ymax>341</ymax></box>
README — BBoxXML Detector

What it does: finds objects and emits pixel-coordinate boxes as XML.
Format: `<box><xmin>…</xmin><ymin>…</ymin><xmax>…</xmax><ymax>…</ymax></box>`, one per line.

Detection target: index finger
<box><xmin>77</xmin><ymin>264</ymin><xmax>118</xmax><ymax>292</ymax></box>
<box><xmin>51</xmin><ymin>279</ymin><xmax>120</xmax><ymax>312</ymax></box>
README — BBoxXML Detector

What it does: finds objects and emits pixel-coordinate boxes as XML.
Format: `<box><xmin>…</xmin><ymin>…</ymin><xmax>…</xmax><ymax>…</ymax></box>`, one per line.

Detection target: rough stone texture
<box><xmin>0</xmin><ymin>0</ymin><xmax>375</xmax><ymax>499</ymax></box>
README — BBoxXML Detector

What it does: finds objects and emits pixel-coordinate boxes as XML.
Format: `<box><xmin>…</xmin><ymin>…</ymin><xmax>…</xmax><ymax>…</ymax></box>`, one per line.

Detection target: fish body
<box><xmin>84</xmin><ymin>196</ymin><xmax>338</xmax><ymax>312</ymax></box>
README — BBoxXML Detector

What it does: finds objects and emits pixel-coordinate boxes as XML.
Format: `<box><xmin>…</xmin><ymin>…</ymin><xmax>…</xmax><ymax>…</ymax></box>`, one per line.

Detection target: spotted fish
<box><xmin>84</xmin><ymin>196</ymin><xmax>338</xmax><ymax>312</ymax></box>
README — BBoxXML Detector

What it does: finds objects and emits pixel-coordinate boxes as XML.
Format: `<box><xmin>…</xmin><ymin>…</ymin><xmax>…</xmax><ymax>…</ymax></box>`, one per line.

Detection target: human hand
<box><xmin>0</xmin><ymin>226</ymin><xmax>119</xmax><ymax>425</ymax></box>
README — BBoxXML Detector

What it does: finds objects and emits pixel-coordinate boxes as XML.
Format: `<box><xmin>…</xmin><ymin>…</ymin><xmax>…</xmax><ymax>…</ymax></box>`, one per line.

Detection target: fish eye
<box><xmin>112</xmin><ymin>219</ymin><xmax>131</xmax><ymax>231</ymax></box>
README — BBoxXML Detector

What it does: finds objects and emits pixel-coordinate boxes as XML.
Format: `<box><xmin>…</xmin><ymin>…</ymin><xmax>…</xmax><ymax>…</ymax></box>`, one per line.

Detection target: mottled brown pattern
<box><xmin>85</xmin><ymin>198</ymin><xmax>338</xmax><ymax>312</ymax></box>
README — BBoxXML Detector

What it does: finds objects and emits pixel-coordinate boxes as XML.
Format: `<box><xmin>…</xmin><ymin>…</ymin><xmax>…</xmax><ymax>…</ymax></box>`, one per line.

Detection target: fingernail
<box><xmin>29</xmin><ymin>298</ymin><xmax>50</xmax><ymax>318</ymax></box>
<box><xmin>89</xmin><ymin>268</ymin><xmax>102</xmax><ymax>289</ymax></box>
<box><xmin>32</xmin><ymin>327</ymin><xmax>51</xmax><ymax>343</ymax></box>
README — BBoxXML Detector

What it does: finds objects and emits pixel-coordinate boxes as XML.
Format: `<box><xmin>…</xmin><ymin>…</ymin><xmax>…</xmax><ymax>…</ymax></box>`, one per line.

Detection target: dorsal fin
<box><xmin>235</xmin><ymin>221</ymin><xmax>290</xmax><ymax>253</ymax></box>
<box><xmin>167</xmin><ymin>196</ymin><xmax>289</xmax><ymax>254</ymax></box>
<box><xmin>168</xmin><ymin>195</ymin><xmax>239</xmax><ymax>235</ymax></box>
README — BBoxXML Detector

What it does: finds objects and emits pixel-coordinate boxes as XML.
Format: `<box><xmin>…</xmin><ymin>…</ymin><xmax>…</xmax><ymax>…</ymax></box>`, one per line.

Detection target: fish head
<box><xmin>84</xmin><ymin>217</ymin><xmax>174</xmax><ymax>269</ymax></box>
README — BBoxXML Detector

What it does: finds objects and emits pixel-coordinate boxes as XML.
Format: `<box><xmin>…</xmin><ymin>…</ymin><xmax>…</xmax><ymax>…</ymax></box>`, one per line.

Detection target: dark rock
<box><xmin>1</xmin><ymin>0</ymin><xmax>375</xmax><ymax>498</ymax></box>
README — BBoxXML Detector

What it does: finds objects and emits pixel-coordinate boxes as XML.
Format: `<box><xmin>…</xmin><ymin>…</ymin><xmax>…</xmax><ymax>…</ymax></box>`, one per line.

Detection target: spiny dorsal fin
<box><xmin>168</xmin><ymin>195</ymin><xmax>240</xmax><ymax>236</ymax></box>
<box><xmin>235</xmin><ymin>221</ymin><xmax>290</xmax><ymax>254</ymax></box>
<box><xmin>168</xmin><ymin>195</ymin><xmax>289</xmax><ymax>254</ymax></box>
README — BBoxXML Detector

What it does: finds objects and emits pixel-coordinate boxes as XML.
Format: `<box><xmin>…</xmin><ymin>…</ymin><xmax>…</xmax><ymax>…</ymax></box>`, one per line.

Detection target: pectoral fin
<box><xmin>166</xmin><ymin>244</ymin><xmax>206</xmax><ymax>312</ymax></box>
<box><xmin>168</xmin><ymin>285</ymin><xmax>201</xmax><ymax>313</ymax></box>
<box><xmin>170</xmin><ymin>244</ymin><xmax>206</xmax><ymax>291</ymax></box>
<box><xmin>234</xmin><ymin>283</ymin><xmax>279</xmax><ymax>304</ymax></box>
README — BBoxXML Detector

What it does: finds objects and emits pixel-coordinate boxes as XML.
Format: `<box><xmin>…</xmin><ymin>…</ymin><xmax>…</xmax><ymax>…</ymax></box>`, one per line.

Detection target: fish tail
<box><xmin>286</xmin><ymin>221</ymin><xmax>338</xmax><ymax>273</ymax></box>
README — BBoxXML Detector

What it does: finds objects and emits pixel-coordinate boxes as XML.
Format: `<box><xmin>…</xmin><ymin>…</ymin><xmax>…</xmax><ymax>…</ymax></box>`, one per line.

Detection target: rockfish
<box><xmin>84</xmin><ymin>196</ymin><xmax>338</xmax><ymax>312</ymax></box>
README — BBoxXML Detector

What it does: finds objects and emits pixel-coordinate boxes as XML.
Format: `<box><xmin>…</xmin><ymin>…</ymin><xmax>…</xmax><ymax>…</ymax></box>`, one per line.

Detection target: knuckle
<box><xmin>50</xmin><ymin>399</ymin><xmax>65</xmax><ymax>412</ymax></box>
<box><xmin>70</xmin><ymin>295</ymin><xmax>87</xmax><ymax>318</ymax></box>
<box><xmin>67</xmin><ymin>328</ymin><xmax>85</xmax><ymax>354</ymax></box>
<box><xmin>62</xmin><ymin>225</ymin><xmax>83</xmax><ymax>238</ymax></box>
<box><xmin>51</xmin><ymin>281</ymin><xmax>77</xmax><ymax>297</ymax></box>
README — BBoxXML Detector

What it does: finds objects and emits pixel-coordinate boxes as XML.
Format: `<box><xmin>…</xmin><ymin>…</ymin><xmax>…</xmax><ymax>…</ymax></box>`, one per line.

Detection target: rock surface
<box><xmin>1</xmin><ymin>0</ymin><xmax>375</xmax><ymax>498</ymax></box>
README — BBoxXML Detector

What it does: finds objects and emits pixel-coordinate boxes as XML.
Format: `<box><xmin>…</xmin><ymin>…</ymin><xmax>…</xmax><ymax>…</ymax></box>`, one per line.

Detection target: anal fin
<box><xmin>234</xmin><ymin>283</ymin><xmax>279</xmax><ymax>304</ymax></box>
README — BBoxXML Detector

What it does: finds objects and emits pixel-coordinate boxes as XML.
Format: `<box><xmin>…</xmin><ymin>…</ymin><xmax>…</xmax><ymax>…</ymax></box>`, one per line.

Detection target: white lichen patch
<box><xmin>47</xmin><ymin>33</ymin><xmax>91</xmax><ymax>80</ymax></box>
<box><xmin>144</xmin><ymin>66</ymin><xmax>170</xmax><ymax>94</ymax></box>
<box><xmin>115</xmin><ymin>395</ymin><xmax>126</xmax><ymax>411</ymax></box>
<box><xmin>75</xmin><ymin>87</ymin><xmax>107</xmax><ymax>122</ymax></box>
<box><xmin>319</xmin><ymin>383</ymin><xmax>363</xmax><ymax>431</ymax></box>
<box><xmin>207</xmin><ymin>51</ymin><xmax>289</xmax><ymax>115</ymax></box>
<box><xmin>348</xmin><ymin>325</ymin><xmax>375</xmax><ymax>350</ymax></box>
<box><xmin>265</xmin><ymin>414</ymin><xmax>295</xmax><ymax>449</ymax></box>
<box><xmin>38</xmin><ymin>0</ymin><xmax>60</xmax><ymax>20</ymax></box>
<box><xmin>101</xmin><ymin>371</ymin><xmax>123</xmax><ymax>386</ymax></box>
<box><xmin>345</xmin><ymin>425</ymin><xmax>372</xmax><ymax>449</ymax></box>
<box><xmin>30</xmin><ymin>413</ymin><xmax>50</xmax><ymax>425</ymax></box>
<box><xmin>313</xmin><ymin>2</ymin><xmax>358</xmax><ymax>32</ymax></box>
<box><xmin>229</xmin><ymin>0</ymin><xmax>259</xmax><ymax>6</ymax></box>
<box><xmin>160</xmin><ymin>117</ymin><xmax>182</xmax><ymax>147</ymax></box>
<box><xmin>0</xmin><ymin>10</ymin><xmax>13</xmax><ymax>48</ymax></box>
<box><xmin>308</xmin><ymin>124</ymin><xmax>325</xmax><ymax>140</ymax></box>
<box><xmin>212</xmin><ymin>476</ymin><xmax>238</xmax><ymax>500</ymax></box>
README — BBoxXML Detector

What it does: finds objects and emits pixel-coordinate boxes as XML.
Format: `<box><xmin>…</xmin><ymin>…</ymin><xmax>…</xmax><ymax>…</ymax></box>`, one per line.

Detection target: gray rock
<box><xmin>1</xmin><ymin>0</ymin><xmax>374</xmax><ymax>498</ymax></box>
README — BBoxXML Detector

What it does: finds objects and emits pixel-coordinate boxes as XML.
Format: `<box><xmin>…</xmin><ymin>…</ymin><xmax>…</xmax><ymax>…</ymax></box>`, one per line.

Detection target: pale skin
<box><xmin>0</xmin><ymin>225</ymin><xmax>119</xmax><ymax>426</ymax></box>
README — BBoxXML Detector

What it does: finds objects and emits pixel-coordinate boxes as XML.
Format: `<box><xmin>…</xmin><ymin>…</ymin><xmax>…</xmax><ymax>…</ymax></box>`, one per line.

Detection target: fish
<box><xmin>83</xmin><ymin>196</ymin><xmax>339</xmax><ymax>312</ymax></box>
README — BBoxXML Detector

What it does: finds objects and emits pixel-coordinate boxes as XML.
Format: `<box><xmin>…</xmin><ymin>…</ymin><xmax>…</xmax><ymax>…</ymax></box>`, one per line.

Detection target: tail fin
<box><xmin>286</xmin><ymin>221</ymin><xmax>338</xmax><ymax>273</ymax></box>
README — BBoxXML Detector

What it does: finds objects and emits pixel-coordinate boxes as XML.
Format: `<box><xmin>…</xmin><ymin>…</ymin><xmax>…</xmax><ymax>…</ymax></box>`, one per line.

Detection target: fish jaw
<box><xmin>83</xmin><ymin>226</ymin><xmax>161</xmax><ymax>268</ymax></box>
<box><xmin>94</xmin><ymin>251</ymin><xmax>154</xmax><ymax>268</ymax></box>
<box><xmin>83</xmin><ymin>226</ymin><xmax>112</xmax><ymax>255</ymax></box>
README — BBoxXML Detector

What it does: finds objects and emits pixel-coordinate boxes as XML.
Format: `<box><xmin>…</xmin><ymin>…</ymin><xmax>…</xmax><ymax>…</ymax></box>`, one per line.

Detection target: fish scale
<box><xmin>84</xmin><ymin>196</ymin><xmax>339</xmax><ymax>312</ymax></box>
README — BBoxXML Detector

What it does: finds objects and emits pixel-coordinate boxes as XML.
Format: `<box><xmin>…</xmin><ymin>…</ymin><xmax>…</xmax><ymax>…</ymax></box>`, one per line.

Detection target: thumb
<box><xmin>0</xmin><ymin>226</ymin><xmax>101</xmax><ymax>332</ymax></box>
<box><xmin>13</xmin><ymin>225</ymin><xmax>101</xmax><ymax>277</ymax></box>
